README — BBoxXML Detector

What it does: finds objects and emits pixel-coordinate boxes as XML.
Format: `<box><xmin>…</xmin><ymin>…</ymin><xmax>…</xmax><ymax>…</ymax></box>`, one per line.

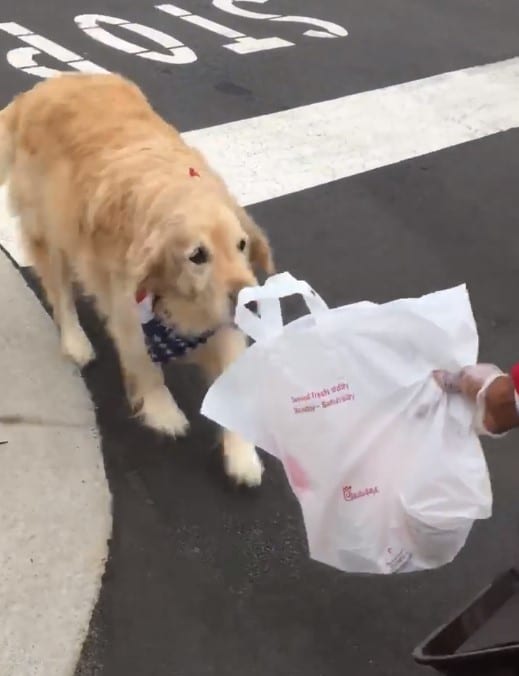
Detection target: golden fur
<box><xmin>0</xmin><ymin>72</ymin><xmax>273</xmax><ymax>486</ymax></box>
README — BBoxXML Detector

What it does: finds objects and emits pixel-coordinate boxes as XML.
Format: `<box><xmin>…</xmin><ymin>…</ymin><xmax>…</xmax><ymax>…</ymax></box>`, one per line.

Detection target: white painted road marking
<box><xmin>156</xmin><ymin>4</ymin><xmax>293</xmax><ymax>54</ymax></box>
<box><xmin>0</xmin><ymin>252</ymin><xmax>111</xmax><ymax>676</ymax></box>
<box><xmin>183</xmin><ymin>57</ymin><xmax>519</xmax><ymax>206</ymax></box>
<box><xmin>212</xmin><ymin>0</ymin><xmax>348</xmax><ymax>38</ymax></box>
<box><xmin>0</xmin><ymin>4</ymin><xmax>347</xmax><ymax>78</ymax></box>
<box><xmin>0</xmin><ymin>22</ymin><xmax>107</xmax><ymax>78</ymax></box>
<box><xmin>1</xmin><ymin>56</ymin><xmax>519</xmax><ymax>265</ymax></box>
<box><xmin>75</xmin><ymin>14</ymin><xmax>197</xmax><ymax>64</ymax></box>
<box><xmin>212</xmin><ymin>0</ymin><xmax>282</xmax><ymax>21</ymax></box>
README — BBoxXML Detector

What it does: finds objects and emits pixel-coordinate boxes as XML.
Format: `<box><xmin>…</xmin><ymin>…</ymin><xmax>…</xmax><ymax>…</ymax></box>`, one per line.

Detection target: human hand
<box><xmin>433</xmin><ymin>364</ymin><xmax>519</xmax><ymax>436</ymax></box>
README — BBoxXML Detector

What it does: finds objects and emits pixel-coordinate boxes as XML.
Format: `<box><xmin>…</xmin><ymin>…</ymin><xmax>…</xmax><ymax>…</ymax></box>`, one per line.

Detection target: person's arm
<box><xmin>434</xmin><ymin>364</ymin><xmax>519</xmax><ymax>435</ymax></box>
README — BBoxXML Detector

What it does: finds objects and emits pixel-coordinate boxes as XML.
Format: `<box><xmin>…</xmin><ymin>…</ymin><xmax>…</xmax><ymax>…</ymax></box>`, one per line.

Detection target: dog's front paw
<box><xmin>224</xmin><ymin>438</ymin><xmax>263</xmax><ymax>487</ymax></box>
<box><xmin>138</xmin><ymin>386</ymin><xmax>189</xmax><ymax>438</ymax></box>
<box><xmin>61</xmin><ymin>325</ymin><xmax>96</xmax><ymax>368</ymax></box>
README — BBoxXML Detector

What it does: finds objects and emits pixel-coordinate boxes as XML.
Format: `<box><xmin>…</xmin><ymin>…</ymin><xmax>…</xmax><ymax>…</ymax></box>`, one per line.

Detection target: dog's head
<box><xmin>132</xmin><ymin>192</ymin><xmax>274</xmax><ymax>333</ymax></box>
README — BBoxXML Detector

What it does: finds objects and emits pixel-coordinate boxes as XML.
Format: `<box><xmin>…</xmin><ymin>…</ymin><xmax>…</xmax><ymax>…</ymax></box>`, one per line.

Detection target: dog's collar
<box><xmin>135</xmin><ymin>289</ymin><xmax>154</xmax><ymax>321</ymax></box>
<box><xmin>135</xmin><ymin>291</ymin><xmax>222</xmax><ymax>363</ymax></box>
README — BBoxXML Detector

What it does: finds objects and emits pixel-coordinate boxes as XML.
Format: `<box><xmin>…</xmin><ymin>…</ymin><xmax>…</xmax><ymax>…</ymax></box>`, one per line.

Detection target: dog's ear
<box><xmin>236</xmin><ymin>206</ymin><xmax>275</xmax><ymax>275</ymax></box>
<box><xmin>128</xmin><ymin>226</ymin><xmax>171</xmax><ymax>288</ymax></box>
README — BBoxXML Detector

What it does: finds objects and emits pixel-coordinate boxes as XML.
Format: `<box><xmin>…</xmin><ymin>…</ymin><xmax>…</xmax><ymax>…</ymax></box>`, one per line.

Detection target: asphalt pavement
<box><xmin>0</xmin><ymin>2</ymin><xmax>518</xmax><ymax>675</ymax></box>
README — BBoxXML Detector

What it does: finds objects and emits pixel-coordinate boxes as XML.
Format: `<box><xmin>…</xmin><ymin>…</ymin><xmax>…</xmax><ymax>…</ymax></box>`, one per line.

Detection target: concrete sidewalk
<box><xmin>0</xmin><ymin>249</ymin><xmax>111</xmax><ymax>676</ymax></box>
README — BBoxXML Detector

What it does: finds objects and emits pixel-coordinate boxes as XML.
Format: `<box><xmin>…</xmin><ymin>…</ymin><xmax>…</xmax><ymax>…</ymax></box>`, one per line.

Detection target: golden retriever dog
<box><xmin>0</xmin><ymin>73</ymin><xmax>274</xmax><ymax>486</ymax></box>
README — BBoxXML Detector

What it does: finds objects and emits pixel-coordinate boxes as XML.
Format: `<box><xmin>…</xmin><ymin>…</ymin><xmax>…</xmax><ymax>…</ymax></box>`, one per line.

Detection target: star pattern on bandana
<box><xmin>141</xmin><ymin>317</ymin><xmax>215</xmax><ymax>364</ymax></box>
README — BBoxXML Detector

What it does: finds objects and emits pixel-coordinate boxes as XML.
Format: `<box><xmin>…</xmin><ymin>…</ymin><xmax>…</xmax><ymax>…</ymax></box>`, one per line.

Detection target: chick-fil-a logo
<box><xmin>342</xmin><ymin>485</ymin><xmax>380</xmax><ymax>501</ymax></box>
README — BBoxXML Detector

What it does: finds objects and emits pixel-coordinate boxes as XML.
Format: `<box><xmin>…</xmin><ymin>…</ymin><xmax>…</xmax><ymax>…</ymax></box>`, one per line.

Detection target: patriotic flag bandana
<box><xmin>136</xmin><ymin>293</ymin><xmax>217</xmax><ymax>364</ymax></box>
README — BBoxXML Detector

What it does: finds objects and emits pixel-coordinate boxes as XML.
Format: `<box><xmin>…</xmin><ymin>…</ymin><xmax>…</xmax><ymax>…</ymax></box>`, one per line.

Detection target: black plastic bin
<box><xmin>413</xmin><ymin>569</ymin><xmax>519</xmax><ymax>675</ymax></box>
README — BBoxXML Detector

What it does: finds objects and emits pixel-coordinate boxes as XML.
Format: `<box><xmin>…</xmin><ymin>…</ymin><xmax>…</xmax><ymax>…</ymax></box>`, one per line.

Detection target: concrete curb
<box><xmin>0</xmin><ymin>250</ymin><xmax>112</xmax><ymax>676</ymax></box>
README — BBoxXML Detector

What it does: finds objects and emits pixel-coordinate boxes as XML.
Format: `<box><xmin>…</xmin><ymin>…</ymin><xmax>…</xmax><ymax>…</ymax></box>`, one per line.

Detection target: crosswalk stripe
<box><xmin>1</xmin><ymin>56</ymin><xmax>518</xmax><ymax>266</ymax></box>
<box><xmin>185</xmin><ymin>56</ymin><xmax>519</xmax><ymax>205</ymax></box>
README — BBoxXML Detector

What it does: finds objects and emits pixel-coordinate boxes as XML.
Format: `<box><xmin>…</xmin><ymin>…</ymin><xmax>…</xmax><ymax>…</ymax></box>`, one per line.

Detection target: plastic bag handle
<box><xmin>235</xmin><ymin>272</ymin><xmax>329</xmax><ymax>341</ymax></box>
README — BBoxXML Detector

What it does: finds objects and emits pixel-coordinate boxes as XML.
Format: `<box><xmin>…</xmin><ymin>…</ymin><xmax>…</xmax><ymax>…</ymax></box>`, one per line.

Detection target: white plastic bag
<box><xmin>202</xmin><ymin>273</ymin><xmax>492</xmax><ymax>574</ymax></box>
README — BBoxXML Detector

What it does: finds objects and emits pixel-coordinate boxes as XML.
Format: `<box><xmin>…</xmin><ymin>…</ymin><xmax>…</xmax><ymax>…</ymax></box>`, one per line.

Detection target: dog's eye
<box><xmin>238</xmin><ymin>239</ymin><xmax>247</xmax><ymax>252</ymax></box>
<box><xmin>189</xmin><ymin>246</ymin><xmax>209</xmax><ymax>265</ymax></box>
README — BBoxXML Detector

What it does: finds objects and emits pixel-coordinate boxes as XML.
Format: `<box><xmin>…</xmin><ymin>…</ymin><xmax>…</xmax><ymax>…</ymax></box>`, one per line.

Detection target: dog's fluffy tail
<box><xmin>0</xmin><ymin>102</ymin><xmax>15</xmax><ymax>186</ymax></box>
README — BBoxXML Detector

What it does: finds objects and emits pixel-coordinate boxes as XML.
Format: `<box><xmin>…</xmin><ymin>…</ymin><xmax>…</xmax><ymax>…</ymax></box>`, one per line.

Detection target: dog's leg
<box><xmin>25</xmin><ymin>235</ymin><xmax>59</xmax><ymax>310</ymax></box>
<box><xmin>51</xmin><ymin>249</ymin><xmax>95</xmax><ymax>367</ymax></box>
<box><xmin>26</xmin><ymin>236</ymin><xmax>94</xmax><ymax>367</ymax></box>
<box><xmin>194</xmin><ymin>327</ymin><xmax>263</xmax><ymax>487</ymax></box>
<box><xmin>104</xmin><ymin>285</ymin><xmax>189</xmax><ymax>438</ymax></box>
